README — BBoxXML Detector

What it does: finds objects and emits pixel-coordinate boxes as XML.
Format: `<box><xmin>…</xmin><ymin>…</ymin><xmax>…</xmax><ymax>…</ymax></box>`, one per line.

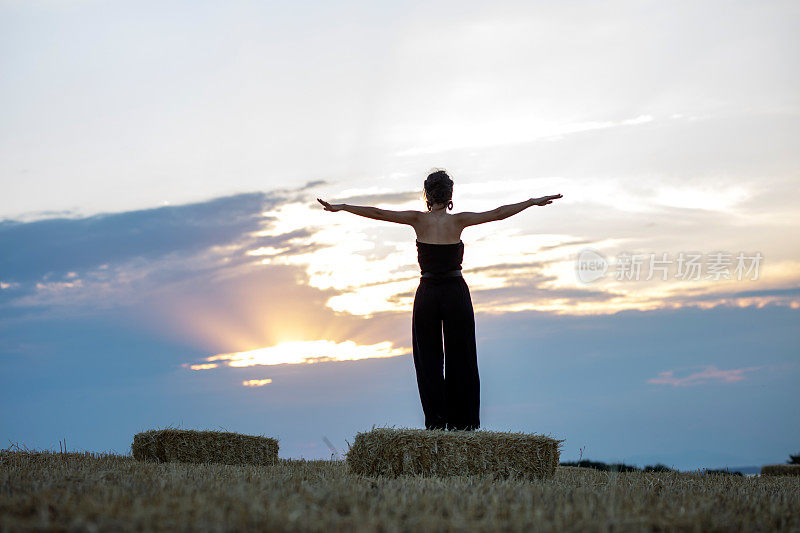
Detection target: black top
<box><xmin>416</xmin><ymin>239</ymin><xmax>464</xmax><ymax>274</ymax></box>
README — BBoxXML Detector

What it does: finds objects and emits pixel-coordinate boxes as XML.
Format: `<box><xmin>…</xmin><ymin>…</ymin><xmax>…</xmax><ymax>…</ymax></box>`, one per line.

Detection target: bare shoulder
<box><xmin>404</xmin><ymin>209</ymin><xmax>426</xmax><ymax>222</ymax></box>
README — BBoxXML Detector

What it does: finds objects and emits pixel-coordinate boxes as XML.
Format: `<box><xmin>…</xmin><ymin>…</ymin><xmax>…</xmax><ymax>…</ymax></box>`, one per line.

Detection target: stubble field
<box><xmin>1</xmin><ymin>450</ymin><xmax>798</xmax><ymax>531</ymax></box>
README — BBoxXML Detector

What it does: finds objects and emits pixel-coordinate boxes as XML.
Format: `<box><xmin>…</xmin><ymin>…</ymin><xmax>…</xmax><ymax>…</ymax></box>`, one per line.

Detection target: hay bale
<box><xmin>132</xmin><ymin>429</ymin><xmax>278</xmax><ymax>466</ymax></box>
<box><xmin>760</xmin><ymin>464</ymin><xmax>800</xmax><ymax>476</ymax></box>
<box><xmin>345</xmin><ymin>427</ymin><xmax>563</xmax><ymax>480</ymax></box>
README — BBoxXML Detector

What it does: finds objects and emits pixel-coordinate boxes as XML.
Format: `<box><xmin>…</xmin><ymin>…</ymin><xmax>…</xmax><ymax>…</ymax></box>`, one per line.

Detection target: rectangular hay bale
<box><xmin>760</xmin><ymin>464</ymin><xmax>800</xmax><ymax>476</ymax></box>
<box><xmin>132</xmin><ymin>429</ymin><xmax>278</xmax><ymax>466</ymax></box>
<box><xmin>345</xmin><ymin>427</ymin><xmax>563</xmax><ymax>480</ymax></box>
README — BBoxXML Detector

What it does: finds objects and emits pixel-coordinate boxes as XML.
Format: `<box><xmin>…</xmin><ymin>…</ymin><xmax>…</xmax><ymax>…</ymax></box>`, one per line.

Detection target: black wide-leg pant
<box><xmin>412</xmin><ymin>276</ymin><xmax>480</xmax><ymax>431</ymax></box>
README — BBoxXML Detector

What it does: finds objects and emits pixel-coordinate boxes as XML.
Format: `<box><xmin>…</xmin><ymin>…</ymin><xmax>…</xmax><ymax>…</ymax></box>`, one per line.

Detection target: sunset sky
<box><xmin>1</xmin><ymin>0</ymin><xmax>798</xmax><ymax>469</ymax></box>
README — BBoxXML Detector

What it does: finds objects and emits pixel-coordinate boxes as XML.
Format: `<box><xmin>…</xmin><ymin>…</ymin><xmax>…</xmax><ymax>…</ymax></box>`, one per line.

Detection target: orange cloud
<box><xmin>242</xmin><ymin>378</ymin><xmax>273</xmax><ymax>387</ymax></box>
<box><xmin>189</xmin><ymin>363</ymin><xmax>218</xmax><ymax>370</ymax></box>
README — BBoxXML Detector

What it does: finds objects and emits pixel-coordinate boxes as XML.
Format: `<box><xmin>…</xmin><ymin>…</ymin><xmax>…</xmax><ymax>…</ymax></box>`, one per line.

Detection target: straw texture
<box><xmin>760</xmin><ymin>464</ymin><xmax>800</xmax><ymax>476</ymax></box>
<box><xmin>4</xmin><ymin>449</ymin><xmax>800</xmax><ymax>530</ymax></box>
<box><xmin>132</xmin><ymin>429</ymin><xmax>278</xmax><ymax>466</ymax></box>
<box><xmin>345</xmin><ymin>427</ymin><xmax>563</xmax><ymax>480</ymax></box>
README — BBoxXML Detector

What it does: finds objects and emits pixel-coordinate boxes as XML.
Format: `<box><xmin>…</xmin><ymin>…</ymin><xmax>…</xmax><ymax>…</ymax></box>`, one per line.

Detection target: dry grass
<box><xmin>132</xmin><ymin>428</ymin><xmax>278</xmax><ymax>467</ymax></box>
<box><xmin>761</xmin><ymin>464</ymin><xmax>800</xmax><ymax>476</ymax></box>
<box><xmin>2</xmin><ymin>449</ymin><xmax>799</xmax><ymax>531</ymax></box>
<box><xmin>345</xmin><ymin>427</ymin><xmax>562</xmax><ymax>480</ymax></box>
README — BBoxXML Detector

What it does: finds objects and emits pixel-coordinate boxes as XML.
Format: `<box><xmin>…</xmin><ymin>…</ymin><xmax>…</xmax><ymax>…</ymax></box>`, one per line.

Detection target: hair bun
<box><xmin>424</xmin><ymin>169</ymin><xmax>454</xmax><ymax>206</ymax></box>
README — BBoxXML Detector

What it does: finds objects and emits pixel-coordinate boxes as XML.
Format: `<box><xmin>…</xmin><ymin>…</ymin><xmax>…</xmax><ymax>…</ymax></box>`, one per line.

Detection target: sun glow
<box><xmin>240</xmin><ymin>177</ymin><xmax>789</xmax><ymax>319</ymax></box>
<box><xmin>194</xmin><ymin>339</ymin><xmax>410</xmax><ymax>368</ymax></box>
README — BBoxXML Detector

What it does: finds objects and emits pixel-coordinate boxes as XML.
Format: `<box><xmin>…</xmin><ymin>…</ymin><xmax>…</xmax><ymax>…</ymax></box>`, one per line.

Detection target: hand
<box><xmin>532</xmin><ymin>194</ymin><xmax>563</xmax><ymax>206</ymax></box>
<box><xmin>317</xmin><ymin>198</ymin><xmax>343</xmax><ymax>212</ymax></box>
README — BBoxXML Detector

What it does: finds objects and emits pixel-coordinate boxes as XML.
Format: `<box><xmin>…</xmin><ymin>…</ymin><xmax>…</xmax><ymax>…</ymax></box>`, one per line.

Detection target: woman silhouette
<box><xmin>318</xmin><ymin>169</ymin><xmax>562</xmax><ymax>431</ymax></box>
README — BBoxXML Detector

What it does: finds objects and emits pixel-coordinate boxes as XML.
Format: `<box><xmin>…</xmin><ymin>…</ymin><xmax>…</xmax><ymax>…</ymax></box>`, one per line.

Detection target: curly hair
<box><xmin>423</xmin><ymin>169</ymin><xmax>454</xmax><ymax>210</ymax></box>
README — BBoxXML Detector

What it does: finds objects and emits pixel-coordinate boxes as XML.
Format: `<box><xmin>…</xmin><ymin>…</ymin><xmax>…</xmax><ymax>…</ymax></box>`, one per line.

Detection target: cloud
<box><xmin>663</xmin><ymin>286</ymin><xmax>800</xmax><ymax>303</ymax></box>
<box><xmin>538</xmin><ymin>239</ymin><xmax>595</xmax><ymax>252</ymax></box>
<box><xmin>198</xmin><ymin>339</ymin><xmax>410</xmax><ymax>369</ymax></box>
<box><xmin>0</xmin><ymin>208</ymin><xmax>82</xmax><ymax>224</ymax></box>
<box><xmin>0</xmin><ymin>191</ymin><xmax>283</xmax><ymax>285</ymax></box>
<box><xmin>0</xmin><ymin>184</ymin><xmax>433</xmax><ymax>364</ymax></box>
<box><xmin>394</xmin><ymin>113</ymin><xmax>656</xmax><ymax>155</ymax></box>
<box><xmin>0</xmin><ymin>191</ymin><xmax>318</xmax><ymax>312</ymax></box>
<box><xmin>296</xmin><ymin>180</ymin><xmax>329</xmax><ymax>191</ymax></box>
<box><xmin>470</xmin><ymin>273</ymin><xmax>624</xmax><ymax>310</ymax></box>
<box><xmin>331</xmin><ymin>191</ymin><xmax>422</xmax><ymax>206</ymax></box>
<box><xmin>461</xmin><ymin>259</ymin><xmax>625</xmax><ymax>312</ymax></box>
<box><xmin>647</xmin><ymin>365</ymin><xmax>764</xmax><ymax>387</ymax></box>
<box><xmin>242</xmin><ymin>378</ymin><xmax>272</xmax><ymax>387</ymax></box>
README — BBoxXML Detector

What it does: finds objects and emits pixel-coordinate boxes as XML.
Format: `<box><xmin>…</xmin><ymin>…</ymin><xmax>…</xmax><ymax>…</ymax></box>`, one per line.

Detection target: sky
<box><xmin>1</xmin><ymin>0</ymin><xmax>798</xmax><ymax>470</ymax></box>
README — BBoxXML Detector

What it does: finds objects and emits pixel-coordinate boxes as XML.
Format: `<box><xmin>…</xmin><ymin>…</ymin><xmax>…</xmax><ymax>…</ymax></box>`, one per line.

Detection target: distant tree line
<box><xmin>559</xmin><ymin>460</ymin><xmax>673</xmax><ymax>473</ymax></box>
<box><xmin>559</xmin><ymin>460</ymin><xmax>743</xmax><ymax>476</ymax></box>
<box><xmin>559</xmin><ymin>451</ymin><xmax>799</xmax><ymax>474</ymax></box>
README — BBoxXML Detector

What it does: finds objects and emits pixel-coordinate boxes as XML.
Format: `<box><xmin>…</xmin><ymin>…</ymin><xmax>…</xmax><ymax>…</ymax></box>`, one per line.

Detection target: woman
<box><xmin>317</xmin><ymin>169</ymin><xmax>562</xmax><ymax>431</ymax></box>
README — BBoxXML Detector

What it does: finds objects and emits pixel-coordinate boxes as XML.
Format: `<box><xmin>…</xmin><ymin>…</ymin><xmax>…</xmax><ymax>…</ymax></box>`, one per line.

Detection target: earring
<box><xmin>447</xmin><ymin>201</ymin><xmax>453</xmax><ymax>210</ymax></box>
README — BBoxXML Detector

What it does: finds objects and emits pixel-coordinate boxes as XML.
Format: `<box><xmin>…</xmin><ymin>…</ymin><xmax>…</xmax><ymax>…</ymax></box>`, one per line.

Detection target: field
<box><xmin>2</xmin><ymin>450</ymin><xmax>799</xmax><ymax>531</ymax></box>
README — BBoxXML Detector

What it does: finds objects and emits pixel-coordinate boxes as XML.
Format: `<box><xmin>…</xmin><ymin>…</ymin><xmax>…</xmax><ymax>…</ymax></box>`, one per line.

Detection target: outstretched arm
<box><xmin>457</xmin><ymin>194</ymin><xmax>563</xmax><ymax>228</ymax></box>
<box><xmin>317</xmin><ymin>198</ymin><xmax>420</xmax><ymax>226</ymax></box>
<box><xmin>497</xmin><ymin>195</ymin><xmax>562</xmax><ymax>219</ymax></box>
